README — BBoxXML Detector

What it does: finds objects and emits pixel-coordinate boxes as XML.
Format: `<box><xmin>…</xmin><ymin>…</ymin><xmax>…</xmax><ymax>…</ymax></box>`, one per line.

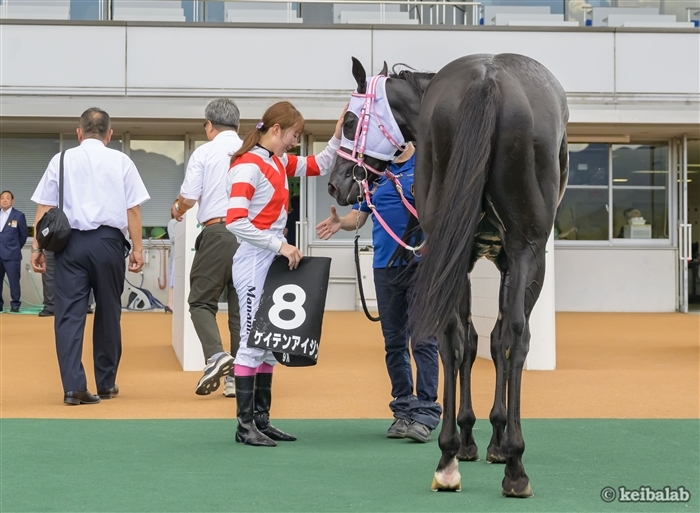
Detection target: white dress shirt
<box><xmin>0</xmin><ymin>207</ymin><xmax>12</xmax><ymax>232</ymax></box>
<box><xmin>32</xmin><ymin>138</ymin><xmax>150</xmax><ymax>235</ymax></box>
<box><xmin>180</xmin><ymin>130</ymin><xmax>243</xmax><ymax>224</ymax></box>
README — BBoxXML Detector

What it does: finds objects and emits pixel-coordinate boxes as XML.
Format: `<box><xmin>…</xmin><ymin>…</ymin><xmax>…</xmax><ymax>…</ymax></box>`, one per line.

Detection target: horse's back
<box><xmin>424</xmin><ymin>53</ymin><xmax>568</xmax><ymax>136</ymax></box>
<box><xmin>416</xmin><ymin>52</ymin><xmax>568</xmax><ymax>250</ymax></box>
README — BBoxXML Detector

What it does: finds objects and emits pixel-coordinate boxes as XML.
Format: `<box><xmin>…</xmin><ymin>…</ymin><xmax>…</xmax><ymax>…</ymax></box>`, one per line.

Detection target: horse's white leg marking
<box><xmin>431</xmin><ymin>457</ymin><xmax>461</xmax><ymax>492</ymax></box>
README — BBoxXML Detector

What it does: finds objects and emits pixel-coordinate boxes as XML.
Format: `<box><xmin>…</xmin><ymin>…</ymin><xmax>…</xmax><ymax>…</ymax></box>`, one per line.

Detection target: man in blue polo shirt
<box><xmin>316</xmin><ymin>142</ymin><xmax>441</xmax><ymax>442</ymax></box>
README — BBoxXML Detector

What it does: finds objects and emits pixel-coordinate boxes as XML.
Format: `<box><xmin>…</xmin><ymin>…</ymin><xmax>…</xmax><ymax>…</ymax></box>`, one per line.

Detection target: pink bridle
<box><xmin>337</xmin><ymin>75</ymin><xmax>423</xmax><ymax>253</ymax></box>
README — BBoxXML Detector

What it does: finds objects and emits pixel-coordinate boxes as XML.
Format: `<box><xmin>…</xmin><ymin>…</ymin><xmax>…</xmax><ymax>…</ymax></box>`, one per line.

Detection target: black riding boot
<box><xmin>235</xmin><ymin>375</ymin><xmax>276</xmax><ymax>447</ymax></box>
<box><xmin>254</xmin><ymin>372</ymin><xmax>297</xmax><ymax>442</ymax></box>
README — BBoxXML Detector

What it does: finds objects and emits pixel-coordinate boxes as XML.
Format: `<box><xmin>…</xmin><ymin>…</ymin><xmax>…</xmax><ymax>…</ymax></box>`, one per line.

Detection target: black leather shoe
<box><xmin>38</xmin><ymin>309</ymin><xmax>54</xmax><ymax>317</ymax></box>
<box><xmin>98</xmin><ymin>385</ymin><xmax>119</xmax><ymax>399</ymax></box>
<box><xmin>10</xmin><ymin>307</ymin><xmax>19</xmax><ymax>313</ymax></box>
<box><xmin>64</xmin><ymin>390</ymin><xmax>101</xmax><ymax>406</ymax></box>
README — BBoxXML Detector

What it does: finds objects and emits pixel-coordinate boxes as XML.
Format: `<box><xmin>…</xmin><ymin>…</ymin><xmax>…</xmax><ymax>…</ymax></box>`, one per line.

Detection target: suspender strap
<box><xmin>59</xmin><ymin>150</ymin><xmax>66</xmax><ymax>211</ymax></box>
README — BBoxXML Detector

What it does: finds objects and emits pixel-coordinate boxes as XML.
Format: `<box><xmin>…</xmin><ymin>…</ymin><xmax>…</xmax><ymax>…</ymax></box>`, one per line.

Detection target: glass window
<box><xmin>612</xmin><ymin>144</ymin><xmax>669</xmax><ymax>240</ymax></box>
<box><xmin>129</xmin><ymin>140</ymin><xmax>185</xmax><ymax>231</ymax></box>
<box><xmin>555</xmin><ymin>143</ymin><xmax>609</xmax><ymax>241</ymax></box>
<box><xmin>556</xmin><ymin>188</ymin><xmax>609</xmax><ymax>241</ymax></box>
<box><xmin>0</xmin><ymin>136</ymin><xmax>60</xmax><ymax>227</ymax></box>
<box><xmin>569</xmin><ymin>143</ymin><xmax>608</xmax><ymax>186</ymax></box>
<box><xmin>612</xmin><ymin>144</ymin><xmax>668</xmax><ymax>187</ymax></box>
<box><xmin>555</xmin><ymin>141</ymin><xmax>670</xmax><ymax>244</ymax></box>
<box><xmin>70</xmin><ymin>0</ymin><xmax>100</xmax><ymax>20</ymax></box>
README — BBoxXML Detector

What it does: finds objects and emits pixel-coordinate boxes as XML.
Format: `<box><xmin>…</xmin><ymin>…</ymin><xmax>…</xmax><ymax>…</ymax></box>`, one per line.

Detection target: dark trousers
<box><xmin>374</xmin><ymin>265</ymin><xmax>442</xmax><ymax>429</ymax></box>
<box><xmin>54</xmin><ymin>226</ymin><xmax>127</xmax><ymax>393</ymax></box>
<box><xmin>0</xmin><ymin>258</ymin><xmax>21</xmax><ymax>311</ymax></box>
<box><xmin>42</xmin><ymin>252</ymin><xmax>93</xmax><ymax>313</ymax></box>
<box><xmin>188</xmin><ymin>222</ymin><xmax>240</xmax><ymax>360</ymax></box>
<box><xmin>42</xmin><ymin>251</ymin><xmax>55</xmax><ymax>312</ymax></box>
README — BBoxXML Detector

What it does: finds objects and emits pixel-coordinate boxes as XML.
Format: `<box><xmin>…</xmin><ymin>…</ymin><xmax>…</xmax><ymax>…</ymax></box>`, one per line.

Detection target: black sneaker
<box><xmin>387</xmin><ymin>418</ymin><xmax>410</xmax><ymax>438</ymax></box>
<box><xmin>38</xmin><ymin>308</ymin><xmax>54</xmax><ymax>317</ymax></box>
<box><xmin>405</xmin><ymin>421</ymin><xmax>432</xmax><ymax>443</ymax></box>
<box><xmin>195</xmin><ymin>352</ymin><xmax>235</xmax><ymax>395</ymax></box>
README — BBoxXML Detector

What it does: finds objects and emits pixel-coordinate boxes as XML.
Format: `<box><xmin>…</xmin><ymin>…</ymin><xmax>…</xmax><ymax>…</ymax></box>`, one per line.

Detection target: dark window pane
<box><xmin>555</xmin><ymin>188</ymin><xmax>609</xmax><ymax>241</ymax></box>
<box><xmin>612</xmin><ymin>144</ymin><xmax>668</xmax><ymax>187</ymax></box>
<box><xmin>568</xmin><ymin>143</ymin><xmax>609</xmax><ymax>186</ymax></box>
<box><xmin>613</xmin><ymin>188</ymin><xmax>669</xmax><ymax>239</ymax></box>
<box><xmin>70</xmin><ymin>0</ymin><xmax>100</xmax><ymax>20</ymax></box>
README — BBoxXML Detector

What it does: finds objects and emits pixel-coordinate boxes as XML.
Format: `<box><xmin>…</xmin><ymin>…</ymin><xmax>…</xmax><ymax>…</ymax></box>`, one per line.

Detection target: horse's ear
<box><xmin>379</xmin><ymin>61</ymin><xmax>388</xmax><ymax>77</ymax></box>
<box><xmin>351</xmin><ymin>56</ymin><xmax>367</xmax><ymax>94</ymax></box>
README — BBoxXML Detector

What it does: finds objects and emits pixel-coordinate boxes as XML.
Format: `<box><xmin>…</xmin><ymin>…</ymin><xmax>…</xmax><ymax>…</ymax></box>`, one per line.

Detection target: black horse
<box><xmin>327</xmin><ymin>54</ymin><xmax>569</xmax><ymax>497</ymax></box>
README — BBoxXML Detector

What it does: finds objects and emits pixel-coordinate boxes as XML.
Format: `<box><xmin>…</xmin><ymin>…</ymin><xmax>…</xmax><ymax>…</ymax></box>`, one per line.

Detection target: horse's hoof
<box><xmin>431</xmin><ymin>476</ymin><xmax>462</xmax><ymax>492</ymax></box>
<box><xmin>486</xmin><ymin>452</ymin><xmax>506</xmax><ymax>463</ymax></box>
<box><xmin>431</xmin><ymin>458</ymin><xmax>461</xmax><ymax>492</ymax></box>
<box><xmin>502</xmin><ymin>483</ymin><xmax>533</xmax><ymax>498</ymax></box>
<box><xmin>456</xmin><ymin>444</ymin><xmax>479</xmax><ymax>462</ymax></box>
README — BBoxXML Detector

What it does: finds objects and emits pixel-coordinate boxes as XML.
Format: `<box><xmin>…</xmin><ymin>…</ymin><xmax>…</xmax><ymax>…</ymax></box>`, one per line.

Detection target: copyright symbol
<box><xmin>601</xmin><ymin>487</ymin><xmax>616</xmax><ymax>502</ymax></box>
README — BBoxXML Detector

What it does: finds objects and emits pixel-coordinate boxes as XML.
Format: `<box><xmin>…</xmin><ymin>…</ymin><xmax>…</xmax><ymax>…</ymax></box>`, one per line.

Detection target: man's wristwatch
<box><xmin>31</xmin><ymin>248</ymin><xmax>43</xmax><ymax>254</ymax></box>
<box><xmin>175</xmin><ymin>202</ymin><xmax>184</xmax><ymax>214</ymax></box>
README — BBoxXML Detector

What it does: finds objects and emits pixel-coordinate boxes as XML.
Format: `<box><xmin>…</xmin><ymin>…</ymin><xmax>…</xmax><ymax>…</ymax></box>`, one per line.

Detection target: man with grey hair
<box><xmin>172</xmin><ymin>98</ymin><xmax>243</xmax><ymax>398</ymax></box>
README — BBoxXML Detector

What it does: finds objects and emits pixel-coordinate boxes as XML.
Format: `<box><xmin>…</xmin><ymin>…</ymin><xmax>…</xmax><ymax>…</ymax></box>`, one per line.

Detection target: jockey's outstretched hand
<box><xmin>316</xmin><ymin>206</ymin><xmax>342</xmax><ymax>240</ymax></box>
<box><xmin>280</xmin><ymin>242</ymin><xmax>303</xmax><ymax>270</ymax></box>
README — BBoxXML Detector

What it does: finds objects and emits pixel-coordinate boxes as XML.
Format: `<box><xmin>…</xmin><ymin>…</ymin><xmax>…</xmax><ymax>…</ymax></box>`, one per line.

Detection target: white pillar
<box><xmin>473</xmin><ymin>233</ymin><xmax>556</xmax><ymax>371</ymax></box>
<box><xmin>523</xmin><ymin>233</ymin><xmax>556</xmax><ymax>370</ymax></box>
<box><xmin>171</xmin><ymin>204</ymin><xmax>206</xmax><ymax>371</ymax></box>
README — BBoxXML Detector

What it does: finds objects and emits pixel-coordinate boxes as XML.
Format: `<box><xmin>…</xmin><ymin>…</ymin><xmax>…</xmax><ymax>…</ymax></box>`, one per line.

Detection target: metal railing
<box><xmin>0</xmin><ymin>0</ymin><xmax>482</xmax><ymax>26</ymax></box>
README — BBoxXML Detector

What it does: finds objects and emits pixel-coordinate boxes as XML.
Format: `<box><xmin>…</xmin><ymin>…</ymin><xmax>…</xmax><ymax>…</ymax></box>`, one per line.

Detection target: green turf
<box><xmin>1</xmin><ymin>419</ymin><xmax>698</xmax><ymax>512</ymax></box>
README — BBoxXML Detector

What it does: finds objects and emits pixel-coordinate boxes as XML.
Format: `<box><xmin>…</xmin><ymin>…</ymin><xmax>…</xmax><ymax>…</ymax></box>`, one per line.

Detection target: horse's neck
<box><xmin>386</xmin><ymin>79</ymin><xmax>421</xmax><ymax>142</ymax></box>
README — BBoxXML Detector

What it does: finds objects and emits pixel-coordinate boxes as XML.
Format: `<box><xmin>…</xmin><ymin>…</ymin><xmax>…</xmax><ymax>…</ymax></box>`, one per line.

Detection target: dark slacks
<box><xmin>0</xmin><ymin>259</ymin><xmax>21</xmax><ymax>311</ymax></box>
<box><xmin>374</xmin><ymin>265</ymin><xmax>442</xmax><ymax>429</ymax></box>
<box><xmin>54</xmin><ymin>226</ymin><xmax>127</xmax><ymax>393</ymax></box>
<box><xmin>188</xmin><ymin>222</ymin><xmax>240</xmax><ymax>360</ymax></box>
<box><xmin>42</xmin><ymin>251</ymin><xmax>55</xmax><ymax>313</ymax></box>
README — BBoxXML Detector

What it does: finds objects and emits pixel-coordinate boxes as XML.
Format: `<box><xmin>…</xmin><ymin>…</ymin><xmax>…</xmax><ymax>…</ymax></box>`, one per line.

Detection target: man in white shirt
<box><xmin>172</xmin><ymin>99</ymin><xmax>243</xmax><ymax>398</ymax></box>
<box><xmin>30</xmin><ymin>108</ymin><xmax>150</xmax><ymax>406</ymax></box>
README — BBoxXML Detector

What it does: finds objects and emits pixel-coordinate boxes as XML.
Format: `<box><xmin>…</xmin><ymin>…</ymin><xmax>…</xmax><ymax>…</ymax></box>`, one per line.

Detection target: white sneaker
<box><xmin>194</xmin><ymin>352</ymin><xmax>234</xmax><ymax>396</ymax></box>
<box><xmin>223</xmin><ymin>377</ymin><xmax>236</xmax><ymax>398</ymax></box>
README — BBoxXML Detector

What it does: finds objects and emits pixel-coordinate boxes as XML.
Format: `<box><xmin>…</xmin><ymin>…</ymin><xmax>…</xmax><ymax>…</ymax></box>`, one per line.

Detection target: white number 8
<box><xmin>269</xmin><ymin>284</ymin><xmax>306</xmax><ymax>330</ymax></box>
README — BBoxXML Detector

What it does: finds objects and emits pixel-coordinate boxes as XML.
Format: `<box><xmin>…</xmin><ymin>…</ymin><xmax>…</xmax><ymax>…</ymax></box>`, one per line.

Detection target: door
<box><xmin>676</xmin><ymin>135</ymin><xmax>692</xmax><ymax>312</ymax></box>
<box><xmin>687</xmin><ymin>139</ymin><xmax>700</xmax><ymax>310</ymax></box>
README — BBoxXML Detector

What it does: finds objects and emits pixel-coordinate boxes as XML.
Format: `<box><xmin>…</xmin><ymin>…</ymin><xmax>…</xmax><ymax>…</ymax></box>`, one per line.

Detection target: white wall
<box><xmin>1</xmin><ymin>23</ymin><xmax>698</xmax><ymax>123</ymax></box>
<box><xmin>554</xmin><ymin>247</ymin><xmax>677</xmax><ymax>312</ymax></box>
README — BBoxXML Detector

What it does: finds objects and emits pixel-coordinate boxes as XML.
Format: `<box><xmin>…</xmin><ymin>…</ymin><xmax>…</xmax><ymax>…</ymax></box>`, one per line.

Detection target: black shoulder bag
<box><xmin>36</xmin><ymin>151</ymin><xmax>72</xmax><ymax>253</ymax></box>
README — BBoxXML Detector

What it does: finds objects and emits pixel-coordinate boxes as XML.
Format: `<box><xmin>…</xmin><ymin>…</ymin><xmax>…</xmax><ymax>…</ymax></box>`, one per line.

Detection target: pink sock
<box><xmin>234</xmin><ymin>364</ymin><xmax>257</xmax><ymax>377</ymax></box>
<box><xmin>258</xmin><ymin>363</ymin><xmax>274</xmax><ymax>374</ymax></box>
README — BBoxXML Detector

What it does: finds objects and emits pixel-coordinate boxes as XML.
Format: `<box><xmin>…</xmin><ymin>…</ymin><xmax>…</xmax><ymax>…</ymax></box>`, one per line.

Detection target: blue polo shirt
<box><xmin>353</xmin><ymin>155</ymin><xmax>419</xmax><ymax>268</ymax></box>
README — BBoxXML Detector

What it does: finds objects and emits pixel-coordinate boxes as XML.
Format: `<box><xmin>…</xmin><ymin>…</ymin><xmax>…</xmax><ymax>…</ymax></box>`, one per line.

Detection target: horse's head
<box><xmin>328</xmin><ymin>57</ymin><xmax>404</xmax><ymax>206</ymax></box>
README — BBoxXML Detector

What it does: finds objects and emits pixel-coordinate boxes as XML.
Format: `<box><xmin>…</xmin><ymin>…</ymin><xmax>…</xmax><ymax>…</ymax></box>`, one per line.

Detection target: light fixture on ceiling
<box><xmin>568</xmin><ymin>135</ymin><xmax>631</xmax><ymax>143</ymax></box>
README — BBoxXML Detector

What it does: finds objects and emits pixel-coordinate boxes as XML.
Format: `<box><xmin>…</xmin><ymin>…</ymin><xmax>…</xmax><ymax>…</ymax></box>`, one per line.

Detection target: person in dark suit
<box><xmin>0</xmin><ymin>191</ymin><xmax>28</xmax><ymax>313</ymax></box>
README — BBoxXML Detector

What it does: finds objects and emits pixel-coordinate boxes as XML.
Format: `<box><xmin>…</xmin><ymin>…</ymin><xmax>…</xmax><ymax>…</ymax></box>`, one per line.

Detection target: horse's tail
<box><xmin>411</xmin><ymin>73</ymin><xmax>500</xmax><ymax>342</ymax></box>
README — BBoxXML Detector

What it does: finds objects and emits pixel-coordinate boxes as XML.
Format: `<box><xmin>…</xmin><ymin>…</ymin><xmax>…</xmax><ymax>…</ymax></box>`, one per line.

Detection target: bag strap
<box><xmin>59</xmin><ymin>150</ymin><xmax>66</xmax><ymax>211</ymax></box>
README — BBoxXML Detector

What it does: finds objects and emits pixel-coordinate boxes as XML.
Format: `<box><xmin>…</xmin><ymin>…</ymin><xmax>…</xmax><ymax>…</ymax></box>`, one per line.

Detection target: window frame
<box><xmin>554</xmin><ymin>139</ymin><xmax>674</xmax><ymax>248</ymax></box>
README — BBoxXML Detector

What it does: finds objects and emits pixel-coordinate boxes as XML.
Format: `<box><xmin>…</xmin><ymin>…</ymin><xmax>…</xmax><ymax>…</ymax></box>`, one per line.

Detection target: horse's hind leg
<box><xmin>499</xmin><ymin>249</ymin><xmax>544</xmax><ymax>498</ymax></box>
<box><xmin>431</xmin><ymin>319</ymin><xmax>462</xmax><ymax>492</ymax></box>
<box><xmin>457</xmin><ymin>280</ymin><xmax>479</xmax><ymax>462</ymax></box>
<box><xmin>486</xmin><ymin>256</ymin><xmax>508</xmax><ymax>464</ymax></box>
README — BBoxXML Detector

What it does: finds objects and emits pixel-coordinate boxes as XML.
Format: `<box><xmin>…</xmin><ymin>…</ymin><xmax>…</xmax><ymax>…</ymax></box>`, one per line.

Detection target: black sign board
<box><xmin>248</xmin><ymin>256</ymin><xmax>332</xmax><ymax>367</ymax></box>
